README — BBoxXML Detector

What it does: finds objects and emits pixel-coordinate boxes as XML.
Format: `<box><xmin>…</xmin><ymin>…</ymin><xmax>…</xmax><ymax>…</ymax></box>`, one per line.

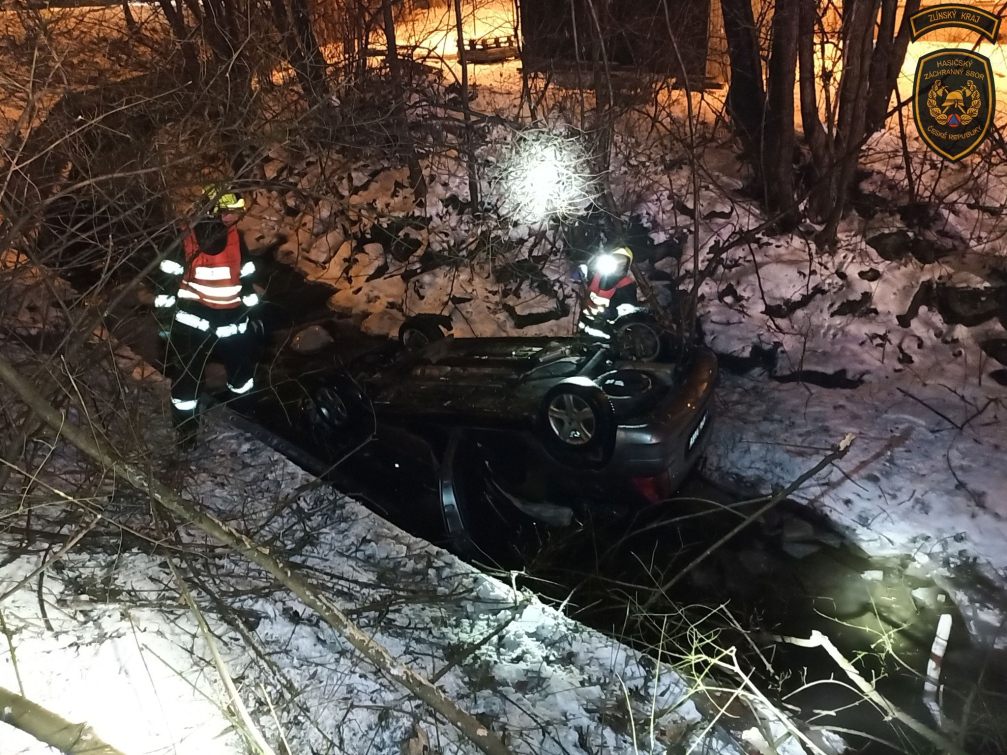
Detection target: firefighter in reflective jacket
<box><xmin>573</xmin><ymin>247</ymin><xmax>638</xmax><ymax>337</ymax></box>
<box><xmin>155</xmin><ymin>187</ymin><xmax>261</xmax><ymax>445</ymax></box>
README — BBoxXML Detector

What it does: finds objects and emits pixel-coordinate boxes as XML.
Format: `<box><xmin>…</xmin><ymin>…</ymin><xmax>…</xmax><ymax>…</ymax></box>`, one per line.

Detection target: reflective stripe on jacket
<box><xmin>587</xmin><ymin>274</ymin><xmax>634</xmax><ymax>312</ymax></box>
<box><xmin>177</xmin><ymin>225</ymin><xmax>244</xmax><ymax>310</ymax></box>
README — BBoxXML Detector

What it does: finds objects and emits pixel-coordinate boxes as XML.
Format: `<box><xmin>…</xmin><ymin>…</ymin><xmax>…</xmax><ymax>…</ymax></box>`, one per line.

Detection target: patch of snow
<box><xmin>0</xmin><ymin>410</ymin><xmax>756</xmax><ymax>755</ymax></box>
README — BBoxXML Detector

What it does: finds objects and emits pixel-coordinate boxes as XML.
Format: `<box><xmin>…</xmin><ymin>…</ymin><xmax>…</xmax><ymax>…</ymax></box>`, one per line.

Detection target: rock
<box><xmin>858</xmin><ymin>267</ymin><xmax>882</xmax><ymax>282</ymax></box>
<box><xmin>782</xmin><ymin>516</ymin><xmax>816</xmax><ymax>543</ymax></box>
<box><xmin>897</xmin><ymin>201</ymin><xmax>941</xmax><ymax>229</ymax></box>
<box><xmin>867</xmin><ymin>230</ymin><xmax>912</xmax><ymax>261</ymax></box>
<box><xmin>276</xmin><ymin>227</ymin><xmax>312</xmax><ymax>264</ymax></box>
<box><xmin>831</xmin><ymin>291</ymin><xmax>876</xmax><ymax>317</ymax></box>
<box><xmin>937</xmin><ymin>285</ymin><xmax>1005</xmax><ymax>327</ymax></box>
<box><xmin>763</xmin><ymin>285</ymin><xmax>827</xmax><ymax>318</ymax></box>
<box><xmin>306</xmin><ymin>228</ymin><xmax>346</xmax><ymax>266</ymax></box>
<box><xmin>911</xmin><ymin>235</ymin><xmax>956</xmax><ymax>264</ymax></box>
<box><xmin>902</xmin><ymin>282</ymin><xmax>1007</xmax><ymax>328</ymax></box>
<box><xmin>980</xmin><ymin>338</ymin><xmax>1007</xmax><ymax>367</ymax></box>
<box><xmin>291</xmin><ymin>325</ymin><xmax>334</xmax><ymax>354</ymax></box>
<box><xmin>851</xmin><ymin>190</ymin><xmax>892</xmax><ymax>219</ymax></box>
<box><xmin>989</xmin><ymin>368</ymin><xmax>1007</xmax><ymax>385</ymax></box>
<box><xmin>782</xmin><ymin>540</ymin><xmax>823</xmax><ymax>560</ymax></box>
<box><xmin>866</xmin><ymin>230</ymin><xmax>957</xmax><ymax>264</ymax></box>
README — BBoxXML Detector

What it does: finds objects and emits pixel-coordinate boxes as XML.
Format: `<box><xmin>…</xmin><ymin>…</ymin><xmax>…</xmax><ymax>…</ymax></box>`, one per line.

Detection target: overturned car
<box><xmin>290</xmin><ymin>323</ymin><xmax>718</xmax><ymax>554</ymax></box>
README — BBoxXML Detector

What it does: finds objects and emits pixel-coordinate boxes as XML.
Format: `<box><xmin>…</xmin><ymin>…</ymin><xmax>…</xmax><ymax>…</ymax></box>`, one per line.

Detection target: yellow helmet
<box><xmin>611</xmin><ymin>246</ymin><xmax>633</xmax><ymax>262</ymax></box>
<box><xmin>202</xmin><ymin>185</ymin><xmax>246</xmax><ymax>212</ymax></box>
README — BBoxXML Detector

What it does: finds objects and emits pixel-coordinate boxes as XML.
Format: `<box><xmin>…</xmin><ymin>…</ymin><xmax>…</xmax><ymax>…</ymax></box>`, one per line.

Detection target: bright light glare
<box><xmin>495</xmin><ymin>131</ymin><xmax>594</xmax><ymax>223</ymax></box>
<box><xmin>593</xmin><ymin>254</ymin><xmax>619</xmax><ymax>276</ymax></box>
<box><xmin>525</xmin><ymin>161</ymin><xmax>563</xmax><ymax>203</ymax></box>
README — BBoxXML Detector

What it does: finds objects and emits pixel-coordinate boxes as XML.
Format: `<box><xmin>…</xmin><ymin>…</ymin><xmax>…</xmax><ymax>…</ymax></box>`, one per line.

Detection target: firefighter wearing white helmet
<box><xmin>155</xmin><ymin>185</ymin><xmax>262</xmax><ymax>447</ymax></box>
<box><xmin>574</xmin><ymin>247</ymin><xmax>639</xmax><ymax>337</ymax></box>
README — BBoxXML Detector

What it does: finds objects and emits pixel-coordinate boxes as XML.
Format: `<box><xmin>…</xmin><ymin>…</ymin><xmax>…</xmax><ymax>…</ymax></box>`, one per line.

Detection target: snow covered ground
<box><xmin>0</xmin><ymin>395</ymin><xmax>762</xmax><ymax>755</ymax></box>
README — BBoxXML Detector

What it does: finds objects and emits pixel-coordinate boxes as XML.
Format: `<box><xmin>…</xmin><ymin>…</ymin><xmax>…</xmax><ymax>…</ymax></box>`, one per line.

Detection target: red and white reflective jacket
<box><xmin>156</xmin><ymin>222</ymin><xmax>258</xmax><ymax>335</ymax></box>
<box><xmin>177</xmin><ymin>224</ymin><xmax>245</xmax><ymax>309</ymax></box>
<box><xmin>586</xmin><ymin>273</ymin><xmax>635</xmax><ymax>315</ymax></box>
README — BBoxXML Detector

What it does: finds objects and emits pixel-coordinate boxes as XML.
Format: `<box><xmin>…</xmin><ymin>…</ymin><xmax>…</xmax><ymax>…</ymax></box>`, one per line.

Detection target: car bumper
<box><xmin>598</xmin><ymin>348</ymin><xmax>718</xmax><ymax>490</ymax></box>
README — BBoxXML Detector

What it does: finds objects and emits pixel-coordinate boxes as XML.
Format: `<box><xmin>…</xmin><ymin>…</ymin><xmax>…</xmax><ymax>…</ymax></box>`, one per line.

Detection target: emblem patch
<box><xmin>909</xmin><ymin>4</ymin><xmax>1001</xmax><ymax>43</ymax></box>
<box><xmin>913</xmin><ymin>49</ymin><xmax>995</xmax><ymax>161</ymax></box>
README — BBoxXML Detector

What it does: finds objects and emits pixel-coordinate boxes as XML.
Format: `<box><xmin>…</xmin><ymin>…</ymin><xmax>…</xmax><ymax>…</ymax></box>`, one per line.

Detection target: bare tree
<box><xmin>761</xmin><ymin>0</ymin><xmax>799</xmax><ymax>224</ymax></box>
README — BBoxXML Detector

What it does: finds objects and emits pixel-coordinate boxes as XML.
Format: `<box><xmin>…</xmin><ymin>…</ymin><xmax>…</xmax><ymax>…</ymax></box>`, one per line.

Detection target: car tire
<box><xmin>399</xmin><ymin>316</ymin><xmax>448</xmax><ymax>350</ymax></box>
<box><xmin>306</xmin><ymin>376</ymin><xmax>365</xmax><ymax>446</ymax></box>
<box><xmin>536</xmin><ymin>377</ymin><xmax>616</xmax><ymax>470</ymax></box>
<box><xmin>597</xmin><ymin>368</ymin><xmax>661</xmax><ymax>418</ymax></box>
<box><xmin>612</xmin><ymin>313</ymin><xmax>671</xmax><ymax>362</ymax></box>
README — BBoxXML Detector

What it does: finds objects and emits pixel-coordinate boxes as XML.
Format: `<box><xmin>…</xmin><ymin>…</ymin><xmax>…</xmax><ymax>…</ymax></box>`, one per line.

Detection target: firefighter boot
<box><xmin>172</xmin><ymin>408</ymin><xmax>200</xmax><ymax>450</ymax></box>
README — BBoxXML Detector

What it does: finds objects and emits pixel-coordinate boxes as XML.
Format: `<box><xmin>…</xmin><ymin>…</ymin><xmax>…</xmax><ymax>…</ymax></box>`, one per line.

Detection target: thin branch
<box><xmin>776</xmin><ymin>630</ymin><xmax>970</xmax><ymax>755</ymax></box>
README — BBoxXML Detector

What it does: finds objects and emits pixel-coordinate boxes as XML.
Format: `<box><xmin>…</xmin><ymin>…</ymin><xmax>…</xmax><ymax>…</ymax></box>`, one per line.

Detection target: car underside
<box><xmin>286</xmin><ymin>331</ymin><xmax>717</xmax><ymax>555</ymax></box>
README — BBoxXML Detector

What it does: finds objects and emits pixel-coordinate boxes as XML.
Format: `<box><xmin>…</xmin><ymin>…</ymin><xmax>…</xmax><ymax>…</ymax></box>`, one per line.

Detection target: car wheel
<box><xmin>614</xmin><ymin>317</ymin><xmax>665</xmax><ymax>362</ymax></box>
<box><xmin>537</xmin><ymin>377</ymin><xmax>616</xmax><ymax>470</ymax></box>
<box><xmin>399</xmin><ymin>316</ymin><xmax>447</xmax><ymax>350</ymax></box>
<box><xmin>313</xmin><ymin>385</ymin><xmax>351</xmax><ymax>429</ymax></box>
<box><xmin>597</xmin><ymin>368</ymin><xmax>661</xmax><ymax>418</ymax></box>
<box><xmin>306</xmin><ymin>377</ymin><xmax>364</xmax><ymax>445</ymax></box>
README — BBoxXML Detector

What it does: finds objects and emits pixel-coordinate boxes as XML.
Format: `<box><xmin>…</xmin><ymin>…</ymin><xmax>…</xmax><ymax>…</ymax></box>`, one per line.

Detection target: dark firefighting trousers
<box><xmin>165</xmin><ymin>317</ymin><xmax>260</xmax><ymax>432</ymax></box>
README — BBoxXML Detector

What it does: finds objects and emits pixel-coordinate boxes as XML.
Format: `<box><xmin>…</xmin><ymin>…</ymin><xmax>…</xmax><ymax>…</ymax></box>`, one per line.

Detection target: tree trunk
<box><xmin>156</xmin><ymin>0</ymin><xmax>201</xmax><ymax>82</ymax></box>
<box><xmin>269</xmin><ymin>0</ymin><xmax>329</xmax><ymax>107</ymax></box>
<box><xmin>290</xmin><ymin>0</ymin><xmax>329</xmax><ymax>103</ymax></box>
<box><xmin>720</xmin><ymin>0</ymin><xmax>765</xmax><ymax>159</ymax></box>
<box><xmin>865</xmin><ymin>0</ymin><xmax>921</xmax><ymax>134</ymax></box>
<box><xmin>452</xmin><ymin>0</ymin><xmax>479</xmax><ymax>205</ymax></box>
<box><xmin>381</xmin><ymin>0</ymin><xmax>426</xmax><ymax>202</ymax></box>
<box><xmin>818</xmin><ymin>0</ymin><xmax>880</xmax><ymax>246</ymax></box>
<box><xmin>762</xmin><ymin>0</ymin><xmax>799</xmax><ymax>222</ymax></box>
<box><xmin>585</xmin><ymin>0</ymin><xmax>616</xmax><ymax>213</ymax></box>
<box><xmin>381</xmin><ymin>0</ymin><xmax>399</xmax><ymax>81</ymax></box>
<box><xmin>0</xmin><ymin>685</ymin><xmax>128</xmax><ymax>755</ymax></box>
<box><xmin>798</xmin><ymin>0</ymin><xmax>833</xmax><ymax>219</ymax></box>
<box><xmin>121</xmin><ymin>0</ymin><xmax>138</xmax><ymax>35</ymax></box>
<box><xmin>199</xmin><ymin>0</ymin><xmax>233</xmax><ymax>63</ymax></box>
